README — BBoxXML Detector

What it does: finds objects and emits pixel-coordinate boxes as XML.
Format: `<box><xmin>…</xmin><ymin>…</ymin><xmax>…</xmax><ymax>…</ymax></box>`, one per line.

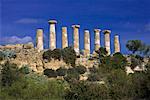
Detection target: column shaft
<box><xmin>36</xmin><ymin>29</ymin><xmax>44</xmax><ymax>52</ymax></box>
<box><xmin>84</xmin><ymin>30</ymin><xmax>90</xmax><ymax>56</ymax></box>
<box><xmin>72</xmin><ymin>25</ymin><xmax>80</xmax><ymax>55</ymax></box>
<box><xmin>103</xmin><ymin>30</ymin><xmax>111</xmax><ymax>55</ymax></box>
<box><xmin>94</xmin><ymin>29</ymin><xmax>101</xmax><ymax>51</ymax></box>
<box><xmin>114</xmin><ymin>35</ymin><xmax>120</xmax><ymax>53</ymax></box>
<box><xmin>62</xmin><ymin>27</ymin><xmax>68</xmax><ymax>48</ymax></box>
<box><xmin>48</xmin><ymin>20</ymin><xmax>57</xmax><ymax>50</ymax></box>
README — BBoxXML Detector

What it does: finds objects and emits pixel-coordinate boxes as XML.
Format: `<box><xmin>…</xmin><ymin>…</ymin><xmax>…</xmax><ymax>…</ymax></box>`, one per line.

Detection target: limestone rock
<box><xmin>23</xmin><ymin>42</ymin><xmax>34</xmax><ymax>49</ymax></box>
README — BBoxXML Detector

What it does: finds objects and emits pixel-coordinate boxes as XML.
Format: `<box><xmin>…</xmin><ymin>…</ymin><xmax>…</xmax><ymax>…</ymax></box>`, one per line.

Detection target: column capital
<box><xmin>72</xmin><ymin>25</ymin><xmax>80</xmax><ymax>28</ymax></box>
<box><xmin>84</xmin><ymin>30</ymin><xmax>89</xmax><ymax>33</ymax></box>
<box><xmin>48</xmin><ymin>20</ymin><xmax>57</xmax><ymax>24</ymax></box>
<box><xmin>115</xmin><ymin>34</ymin><xmax>119</xmax><ymax>38</ymax></box>
<box><xmin>103</xmin><ymin>30</ymin><xmax>111</xmax><ymax>34</ymax></box>
<box><xmin>94</xmin><ymin>29</ymin><xmax>101</xmax><ymax>33</ymax></box>
<box><xmin>37</xmin><ymin>28</ymin><xmax>43</xmax><ymax>31</ymax></box>
<box><xmin>62</xmin><ymin>27</ymin><xmax>67</xmax><ymax>29</ymax></box>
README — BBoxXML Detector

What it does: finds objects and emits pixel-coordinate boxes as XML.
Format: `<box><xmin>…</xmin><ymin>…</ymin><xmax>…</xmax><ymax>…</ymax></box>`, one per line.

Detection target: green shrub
<box><xmin>130</xmin><ymin>55</ymin><xmax>142</xmax><ymax>69</ymax></box>
<box><xmin>43</xmin><ymin>49</ymin><xmax>52</xmax><ymax>61</ymax></box>
<box><xmin>87</xmin><ymin>73</ymin><xmax>101</xmax><ymax>82</ymax></box>
<box><xmin>62</xmin><ymin>47</ymin><xmax>77</xmax><ymax>67</ymax></box>
<box><xmin>0</xmin><ymin>51</ymin><xmax>5</xmax><ymax>61</ymax></box>
<box><xmin>111</xmin><ymin>52</ymin><xmax>127</xmax><ymax>70</ymax></box>
<box><xmin>19</xmin><ymin>65</ymin><xmax>31</xmax><ymax>74</ymax></box>
<box><xmin>56</xmin><ymin>67</ymin><xmax>67</xmax><ymax>76</ymax></box>
<box><xmin>43</xmin><ymin>69</ymin><xmax>57</xmax><ymax>78</ymax></box>
<box><xmin>3</xmin><ymin>50</ymin><xmax>16</xmax><ymax>59</ymax></box>
<box><xmin>74</xmin><ymin>65</ymin><xmax>87</xmax><ymax>74</ymax></box>
<box><xmin>51</xmin><ymin>49</ymin><xmax>62</xmax><ymax>60</ymax></box>
<box><xmin>65</xmin><ymin>81</ymin><xmax>110</xmax><ymax>100</ymax></box>
<box><xmin>64</xmin><ymin>68</ymin><xmax>80</xmax><ymax>83</ymax></box>
<box><xmin>89</xmin><ymin>66</ymin><xmax>98</xmax><ymax>73</ymax></box>
<box><xmin>0</xmin><ymin>50</ymin><xmax>16</xmax><ymax>60</ymax></box>
<box><xmin>1</xmin><ymin>61</ymin><xmax>20</xmax><ymax>87</ymax></box>
<box><xmin>0</xmin><ymin>73</ymin><xmax>67</xmax><ymax>100</ymax></box>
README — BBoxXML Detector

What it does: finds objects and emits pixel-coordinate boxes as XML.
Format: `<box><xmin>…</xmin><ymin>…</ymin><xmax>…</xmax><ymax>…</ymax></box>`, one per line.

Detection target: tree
<box><xmin>126</xmin><ymin>40</ymin><xmax>143</xmax><ymax>54</ymax></box>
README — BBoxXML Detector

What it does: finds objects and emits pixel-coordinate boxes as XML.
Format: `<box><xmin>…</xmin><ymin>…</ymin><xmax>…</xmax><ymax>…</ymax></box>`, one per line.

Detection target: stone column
<box><xmin>94</xmin><ymin>29</ymin><xmax>101</xmax><ymax>51</ymax></box>
<box><xmin>114</xmin><ymin>35</ymin><xmax>120</xmax><ymax>53</ymax></box>
<box><xmin>36</xmin><ymin>29</ymin><xmax>44</xmax><ymax>52</ymax></box>
<box><xmin>103</xmin><ymin>30</ymin><xmax>111</xmax><ymax>55</ymax></box>
<box><xmin>84</xmin><ymin>30</ymin><xmax>90</xmax><ymax>56</ymax></box>
<box><xmin>48</xmin><ymin>20</ymin><xmax>57</xmax><ymax>50</ymax></box>
<box><xmin>62</xmin><ymin>27</ymin><xmax>68</xmax><ymax>48</ymax></box>
<box><xmin>72</xmin><ymin>25</ymin><xmax>80</xmax><ymax>55</ymax></box>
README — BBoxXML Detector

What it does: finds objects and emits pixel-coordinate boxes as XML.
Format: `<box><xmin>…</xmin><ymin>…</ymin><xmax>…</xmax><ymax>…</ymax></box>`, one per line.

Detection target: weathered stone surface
<box><xmin>103</xmin><ymin>30</ymin><xmax>111</xmax><ymax>55</ymax></box>
<box><xmin>23</xmin><ymin>42</ymin><xmax>34</xmax><ymax>49</ymax></box>
<box><xmin>43</xmin><ymin>59</ymin><xmax>70</xmax><ymax>70</ymax></box>
<box><xmin>114</xmin><ymin>35</ymin><xmax>120</xmax><ymax>53</ymax></box>
<box><xmin>36</xmin><ymin>29</ymin><xmax>44</xmax><ymax>52</ymax></box>
<box><xmin>48</xmin><ymin>20</ymin><xmax>57</xmax><ymax>50</ymax></box>
<box><xmin>94</xmin><ymin>29</ymin><xmax>101</xmax><ymax>51</ymax></box>
<box><xmin>72</xmin><ymin>25</ymin><xmax>80</xmax><ymax>55</ymax></box>
<box><xmin>62</xmin><ymin>27</ymin><xmax>68</xmax><ymax>48</ymax></box>
<box><xmin>84</xmin><ymin>30</ymin><xmax>90</xmax><ymax>57</ymax></box>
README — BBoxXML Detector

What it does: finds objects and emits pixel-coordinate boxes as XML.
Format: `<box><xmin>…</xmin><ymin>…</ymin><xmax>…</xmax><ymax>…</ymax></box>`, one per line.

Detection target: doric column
<box><xmin>84</xmin><ymin>30</ymin><xmax>90</xmax><ymax>56</ymax></box>
<box><xmin>94</xmin><ymin>29</ymin><xmax>101</xmax><ymax>51</ymax></box>
<box><xmin>36</xmin><ymin>29</ymin><xmax>44</xmax><ymax>52</ymax></box>
<box><xmin>103</xmin><ymin>30</ymin><xmax>111</xmax><ymax>55</ymax></box>
<box><xmin>72</xmin><ymin>25</ymin><xmax>80</xmax><ymax>55</ymax></box>
<box><xmin>114</xmin><ymin>35</ymin><xmax>120</xmax><ymax>53</ymax></box>
<box><xmin>48</xmin><ymin>20</ymin><xmax>57</xmax><ymax>50</ymax></box>
<box><xmin>62</xmin><ymin>27</ymin><xmax>68</xmax><ymax>48</ymax></box>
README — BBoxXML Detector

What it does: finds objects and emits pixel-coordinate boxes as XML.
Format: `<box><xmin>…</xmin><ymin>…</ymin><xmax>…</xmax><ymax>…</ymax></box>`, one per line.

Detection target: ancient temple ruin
<box><xmin>36</xmin><ymin>20</ymin><xmax>121</xmax><ymax>55</ymax></box>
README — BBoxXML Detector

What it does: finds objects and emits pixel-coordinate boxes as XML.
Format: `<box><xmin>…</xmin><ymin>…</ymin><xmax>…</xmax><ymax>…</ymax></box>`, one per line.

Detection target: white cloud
<box><xmin>15</xmin><ymin>18</ymin><xmax>43</xmax><ymax>24</ymax></box>
<box><xmin>0</xmin><ymin>36</ymin><xmax>33</xmax><ymax>45</ymax></box>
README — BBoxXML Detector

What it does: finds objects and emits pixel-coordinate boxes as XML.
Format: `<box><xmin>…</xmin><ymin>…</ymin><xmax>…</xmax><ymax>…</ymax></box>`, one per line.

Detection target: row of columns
<box><xmin>36</xmin><ymin>20</ymin><xmax>121</xmax><ymax>56</ymax></box>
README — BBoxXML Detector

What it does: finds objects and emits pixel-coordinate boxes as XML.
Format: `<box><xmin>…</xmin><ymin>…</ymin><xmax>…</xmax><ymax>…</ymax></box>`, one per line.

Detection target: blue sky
<box><xmin>0</xmin><ymin>0</ymin><xmax>150</xmax><ymax>54</ymax></box>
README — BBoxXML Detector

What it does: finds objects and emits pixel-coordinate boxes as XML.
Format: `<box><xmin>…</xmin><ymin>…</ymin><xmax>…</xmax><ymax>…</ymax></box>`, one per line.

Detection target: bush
<box><xmin>56</xmin><ymin>67</ymin><xmax>67</xmax><ymax>76</ymax></box>
<box><xmin>0</xmin><ymin>73</ymin><xmax>67</xmax><ymax>100</ymax></box>
<box><xmin>43</xmin><ymin>49</ymin><xmax>62</xmax><ymax>61</ymax></box>
<box><xmin>130</xmin><ymin>55</ymin><xmax>142</xmax><ymax>69</ymax></box>
<box><xmin>3</xmin><ymin>50</ymin><xmax>16</xmax><ymax>59</ymax></box>
<box><xmin>1</xmin><ymin>61</ymin><xmax>20</xmax><ymax>87</ymax></box>
<box><xmin>0</xmin><ymin>51</ymin><xmax>5</xmax><ymax>61</ymax></box>
<box><xmin>43</xmin><ymin>50</ymin><xmax>52</xmax><ymax>61</ymax></box>
<box><xmin>87</xmin><ymin>73</ymin><xmax>101</xmax><ymax>82</ymax></box>
<box><xmin>89</xmin><ymin>66</ymin><xmax>98</xmax><ymax>73</ymax></box>
<box><xmin>74</xmin><ymin>65</ymin><xmax>87</xmax><ymax>74</ymax></box>
<box><xmin>0</xmin><ymin>50</ymin><xmax>16</xmax><ymax>60</ymax></box>
<box><xmin>130</xmin><ymin>72</ymin><xmax>150</xmax><ymax>99</ymax></box>
<box><xmin>65</xmin><ymin>81</ymin><xmax>110</xmax><ymax>100</ymax></box>
<box><xmin>62</xmin><ymin>47</ymin><xmax>77</xmax><ymax>67</ymax></box>
<box><xmin>64</xmin><ymin>68</ymin><xmax>80</xmax><ymax>83</ymax></box>
<box><xmin>43</xmin><ymin>69</ymin><xmax>57</xmax><ymax>78</ymax></box>
<box><xmin>111</xmin><ymin>52</ymin><xmax>127</xmax><ymax>70</ymax></box>
<box><xmin>51</xmin><ymin>49</ymin><xmax>62</xmax><ymax>60</ymax></box>
<box><xmin>19</xmin><ymin>65</ymin><xmax>31</xmax><ymax>74</ymax></box>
